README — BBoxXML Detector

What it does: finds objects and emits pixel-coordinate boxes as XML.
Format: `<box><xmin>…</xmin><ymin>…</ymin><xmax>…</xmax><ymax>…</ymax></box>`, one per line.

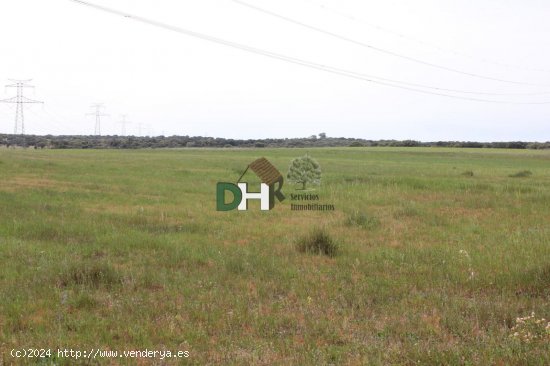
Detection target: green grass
<box><xmin>0</xmin><ymin>147</ymin><xmax>549</xmax><ymax>365</ymax></box>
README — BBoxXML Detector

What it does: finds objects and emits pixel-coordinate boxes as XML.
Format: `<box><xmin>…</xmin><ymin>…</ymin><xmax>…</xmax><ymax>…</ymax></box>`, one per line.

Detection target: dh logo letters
<box><xmin>217</xmin><ymin>182</ymin><xmax>271</xmax><ymax>211</ymax></box>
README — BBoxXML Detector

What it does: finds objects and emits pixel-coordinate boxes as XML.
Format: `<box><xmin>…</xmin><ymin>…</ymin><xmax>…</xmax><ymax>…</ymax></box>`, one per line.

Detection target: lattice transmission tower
<box><xmin>87</xmin><ymin>103</ymin><xmax>109</xmax><ymax>136</ymax></box>
<box><xmin>0</xmin><ymin>79</ymin><xmax>44</xmax><ymax>134</ymax></box>
<box><xmin>117</xmin><ymin>114</ymin><xmax>132</xmax><ymax>136</ymax></box>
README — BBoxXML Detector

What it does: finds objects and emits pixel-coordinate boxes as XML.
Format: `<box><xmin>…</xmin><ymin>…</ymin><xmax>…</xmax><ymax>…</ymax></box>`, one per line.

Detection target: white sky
<box><xmin>0</xmin><ymin>0</ymin><xmax>549</xmax><ymax>140</ymax></box>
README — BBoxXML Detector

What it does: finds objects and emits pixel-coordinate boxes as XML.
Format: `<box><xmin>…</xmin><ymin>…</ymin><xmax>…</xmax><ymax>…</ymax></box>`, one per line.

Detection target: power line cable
<box><xmin>66</xmin><ymin>0</ymin><xmax>550</xmax><ymax>104</ymax></box>
<box><xmin>299</xmin><ymin>0</ymin><xmax>550</xmax><ymax>74</ymax></box>
<box><xmin>230</xmin><ymin>0</ymin><xmax>550</xmax><ymax>87</ymax></box>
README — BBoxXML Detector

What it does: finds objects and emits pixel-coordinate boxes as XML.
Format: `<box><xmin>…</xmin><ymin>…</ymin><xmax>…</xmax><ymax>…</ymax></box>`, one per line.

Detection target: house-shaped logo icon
<box><xmin>217</xmin><ymin>158</ymin><xmax>286</xmax><ymax>211</ymax></box>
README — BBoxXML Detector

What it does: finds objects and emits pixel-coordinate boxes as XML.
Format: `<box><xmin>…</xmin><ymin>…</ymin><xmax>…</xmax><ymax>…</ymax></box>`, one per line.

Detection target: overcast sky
<box><xmin>0</xmin><ymin>0</ymin><xmax>549</xmax><ymax>140</ymax></box>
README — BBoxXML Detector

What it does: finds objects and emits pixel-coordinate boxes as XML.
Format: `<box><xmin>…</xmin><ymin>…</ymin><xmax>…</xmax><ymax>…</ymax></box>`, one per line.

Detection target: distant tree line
<box><xmin>0</xmin><ymin>134</ymin><xmax>549</xmax><ymax>150</ymax></box>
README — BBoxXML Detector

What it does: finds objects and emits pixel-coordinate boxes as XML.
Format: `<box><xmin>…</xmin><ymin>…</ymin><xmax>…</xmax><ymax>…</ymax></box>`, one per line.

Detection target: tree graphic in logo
<box><xmin>287</xmin><ymin>154</ymin><xmax>321</xmax><ymax>190</ymax></box>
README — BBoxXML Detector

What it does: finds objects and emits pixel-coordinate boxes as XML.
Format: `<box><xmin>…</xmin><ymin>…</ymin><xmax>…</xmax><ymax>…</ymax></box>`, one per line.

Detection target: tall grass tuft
<box><xmin>345</xmin><ymin>211</ymin><xmax>380</xmax><ymax>230</ymax></box>
<box><xmin>59</xmin><ymin>262</ymin><xmax>123</xmax><ymax>288</ymax></box>
<box><xmin>296</xmin><ymin>228</ymin><xmax>339</xmax><ymax>257</ymax></box>
<box><xmin>509</xmin><ymin>170</ymin><xmax>532</xmax><ymax>178</ymax></box>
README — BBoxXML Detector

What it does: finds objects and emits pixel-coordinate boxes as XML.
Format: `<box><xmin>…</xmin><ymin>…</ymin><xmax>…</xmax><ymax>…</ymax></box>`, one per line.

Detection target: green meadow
<box><xmin>0</xmin><ymin>147</ymin><xmax>549</xmax><ymax>365</ymax></box>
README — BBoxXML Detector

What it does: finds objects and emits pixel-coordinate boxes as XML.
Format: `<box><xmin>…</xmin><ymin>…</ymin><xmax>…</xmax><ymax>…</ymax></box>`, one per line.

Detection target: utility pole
<box><xmin>0</xmin><ymin>79</ymin><xmax>44</xmax><ymax>134</ymax></box>
<box><xmin>117</xmin><ymin>114</ymin><xmax>131</xmax><ymax>136</ymax></box>
<box><xmin>87</xmin><ymin>103</ymin><xmax>109</xmax><ymax>136</ymax></box>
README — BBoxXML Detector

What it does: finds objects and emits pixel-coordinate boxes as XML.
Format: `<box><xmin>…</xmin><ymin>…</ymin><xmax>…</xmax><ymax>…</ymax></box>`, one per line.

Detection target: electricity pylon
<box><xmin>87</xmin><ymin>103</ymin><xmax>109</xmax><ymax>136</ymax></box>
<box><xmin>117</xmin><ymin>114</ymin><xmax>132</xmax><ymax>136</ymax></box>
<box><xmin>0</xmin><ymin>79</ymin><xmax>44</xmax><ymax>134</ymax></box>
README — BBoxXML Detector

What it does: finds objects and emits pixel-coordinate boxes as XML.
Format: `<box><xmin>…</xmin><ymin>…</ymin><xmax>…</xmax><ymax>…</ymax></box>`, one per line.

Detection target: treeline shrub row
<box><xmin>1</xmin><ymin>134</ymin><xmax>549</xmax><ymax>150</ymax></box>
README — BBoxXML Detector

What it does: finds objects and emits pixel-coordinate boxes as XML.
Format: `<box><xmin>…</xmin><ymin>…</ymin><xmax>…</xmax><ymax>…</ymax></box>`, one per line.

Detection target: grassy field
<box><xmin>0</xmin><ymin>147</ymin><xmax>549</xmax><ymax>365</ymax></box>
